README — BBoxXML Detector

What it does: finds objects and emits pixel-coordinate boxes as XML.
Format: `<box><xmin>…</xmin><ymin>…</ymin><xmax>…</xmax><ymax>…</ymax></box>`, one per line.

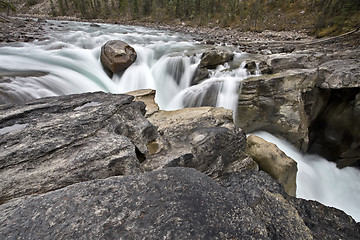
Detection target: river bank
<box><xmin>1</xmin><ymin>14</ymin><xmax>312</xmax><ymax>45</ymax></box>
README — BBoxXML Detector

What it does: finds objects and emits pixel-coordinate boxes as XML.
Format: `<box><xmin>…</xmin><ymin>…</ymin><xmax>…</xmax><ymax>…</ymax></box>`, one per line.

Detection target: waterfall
<box><xmin>251</xmin><ymin>131</ymin><xmax>360</xmax><ymax>222</ymax></box>
<box><xmin>1</xmin><ymin>19</ymin><xmax>359</xmax><ymax>222</ymax></box>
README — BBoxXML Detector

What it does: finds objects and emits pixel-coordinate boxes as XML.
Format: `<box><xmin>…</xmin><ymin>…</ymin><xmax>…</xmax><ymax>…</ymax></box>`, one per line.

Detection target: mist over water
<box><xmin>1</xmin><ymin>19</ymin><xmax>359</xmax><ymax>222</ymax></box>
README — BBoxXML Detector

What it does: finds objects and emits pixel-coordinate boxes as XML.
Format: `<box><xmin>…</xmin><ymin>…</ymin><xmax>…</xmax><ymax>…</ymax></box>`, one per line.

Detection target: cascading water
<box><xmin>251</xmin><ymin>131</ymin><xmax>360</xmax><ymax>222</ymax></box>
<box><xmin>1</xmin><ymin>19</ymin><xmax>359</xmax><ymax>222</ymax></box>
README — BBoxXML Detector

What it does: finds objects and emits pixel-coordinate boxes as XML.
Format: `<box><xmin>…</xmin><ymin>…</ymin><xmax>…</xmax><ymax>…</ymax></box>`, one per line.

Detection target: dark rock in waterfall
<box><xmin>1</xmin><ymin>167</ymin><xmax>359</xmax><ymax>239</ymax></box>
<box><xmin>0</xmin><ymin>92</ymin><xmax>158</xmax><ymax>203</ymax></box>
<box><xmin>191</xmin><ymin>66</ymin><xmax>210</xmax><ymax>85</ymax></box>
<box><xmin>90</xmin><ymin>23</ymin><xmax>101</xmax><ymax>27</ymax></box>
<box><xmin>200</xmin><ymin>48</ymin><xmax>234</xmax><ymax>69</ymax></box>
<box><xmin>183</xmin><ymin>80</ymin><xmax>221</xmax><ymax>107</ymax></box>
<box><xmin>165</xmin><ymin>56</ymin><xmax>185</xmax><ymax>85</ymax></box>
<box><xmin>100</xmin><ymin>40</ymin><xmax>137</xmax><ymax>74</ymax></box>
<box><xmin>258</xmin><ymin>60</ymin><xmax>273</xmax><ymax>74</ymax></box>
<box><xmin>244</xmin><ymin>60</ymin><xmax>257</xmax><ymax>74</ymax></box>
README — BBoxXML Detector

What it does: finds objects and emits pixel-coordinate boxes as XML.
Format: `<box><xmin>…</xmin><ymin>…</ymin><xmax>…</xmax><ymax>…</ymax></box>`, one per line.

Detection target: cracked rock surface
<box><xmin>0</xmin><ymin>92</ymin><xmax>157</xmax><ymax>203</ymax></box>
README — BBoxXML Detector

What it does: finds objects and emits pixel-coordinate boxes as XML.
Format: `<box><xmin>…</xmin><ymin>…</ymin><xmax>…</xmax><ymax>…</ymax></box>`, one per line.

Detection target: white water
<box><xmin>252</xmin><ymin>131</ymin><xmax>360</xmax><ymax>222</ymax></box>
<box><xmin>1</xmin><ymin>19</ymin><xmax>359</xmax><ymax>222</ymax></box>
<box><xmin>0</xmin><ymin>20</ymin><xmax>249</xmax><ymax>110</ymax></box>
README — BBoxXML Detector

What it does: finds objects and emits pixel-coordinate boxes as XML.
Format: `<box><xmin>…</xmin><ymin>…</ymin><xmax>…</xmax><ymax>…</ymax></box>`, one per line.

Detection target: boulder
<box><xmin>247</xmin><ymin>135</ymin><xmax>297</xmax><ymax>196</ymax></box>
<box><xmin>1</xmin><ymin>92</ymin><xmax>359</xmax><ymax>239</ymax></box>
<box><xmin>100</xmin><ymin>40</ymin><xmax>137</xmax><ymax>74</ymax></box>
<box><xmin>199</xmin><ymin>48</ymin><xmax>234</xmax><ymax>69</ymax></box>
<box><xmin>219</xmin><ymin>170</ymin><xmax>360</xmax><ymax>239</ymax></box>
<box><xmin>0</xmin><ymin>92</ymin><xmax>157</xmax><ymax>203</ymax></box>
<box><xmin>1</xmin><ymin>167</ymin><xmax>359</xmax><ymax>239</ymax></box>
<box><xmin>144</xmin><ymin>106</ymin><xmax>257</xmax><ymax>178</ymax></box>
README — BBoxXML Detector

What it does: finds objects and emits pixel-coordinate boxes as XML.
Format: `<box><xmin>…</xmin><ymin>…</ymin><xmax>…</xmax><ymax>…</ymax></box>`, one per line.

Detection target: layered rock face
<box><xmin>0</xmin><ymin>91</ymin><xmax>359</xmax><ymax>239</ymax></box>
<box><xmin>0</xmin><ymin>92</ymin><xmax>157</xmax><ymax>203</ymax></box>
<box><xmin>234</xmin><ymin>32</ymin><xmax>360</xmax><ymax>168</ymax></box>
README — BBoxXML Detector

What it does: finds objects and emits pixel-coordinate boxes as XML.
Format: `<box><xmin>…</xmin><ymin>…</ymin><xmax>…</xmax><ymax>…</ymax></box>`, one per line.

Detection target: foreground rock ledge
<box><xmin>0</xmin><ymin>92</ymin><xmax>359</xmax><ymax>239</ymax></box>
<box><xmin>1</xmin><ymin>167</ymin><xmax>359</xmax><ymax>239</ymax></box>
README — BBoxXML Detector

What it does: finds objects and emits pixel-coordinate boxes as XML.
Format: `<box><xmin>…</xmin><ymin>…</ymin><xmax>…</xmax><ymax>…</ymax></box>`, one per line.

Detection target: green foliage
<box><xmin>0</xmin><ymin>0</ymin><xmax>16</xmax><ymax>13</ymax></box>
<box><xmin>315</xmin><ymin>0</ymin><xmax>360</xmax><ymax>35</ymax></box>
<box><xmin>49</xmin><ymin>0</ymin><xmax>57</xmax><ymax>16</ymax></box>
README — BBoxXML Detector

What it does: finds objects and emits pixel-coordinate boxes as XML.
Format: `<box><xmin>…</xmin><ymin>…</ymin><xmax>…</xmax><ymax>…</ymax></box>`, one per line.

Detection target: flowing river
<box><xmin>0</xmin><ymin>19</ymin><xmax>359</xmax><ymax>222</ymax></box>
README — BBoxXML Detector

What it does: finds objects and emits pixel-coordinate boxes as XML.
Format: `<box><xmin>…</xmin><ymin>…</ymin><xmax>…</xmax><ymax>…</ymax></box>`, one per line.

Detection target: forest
<box><xmin>2</xmin><ymin>0</ymin><xmax>360</xmax><ymax>36</ymax></box>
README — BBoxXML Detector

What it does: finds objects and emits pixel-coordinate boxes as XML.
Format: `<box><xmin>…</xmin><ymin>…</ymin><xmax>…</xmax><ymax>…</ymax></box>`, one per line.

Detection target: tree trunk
<box><xmin>7</xmin><ymin>0</ymin><xmax>10</xmax><ymax>16</ymax></box>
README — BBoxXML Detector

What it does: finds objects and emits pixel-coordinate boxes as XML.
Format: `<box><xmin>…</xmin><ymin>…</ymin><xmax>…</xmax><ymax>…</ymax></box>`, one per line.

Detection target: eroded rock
<box><xmin>247</xmin><ymin>135</ymin><xmax>297</xmax><ymax>196</ymax></box>
<box><xmin>126</xmin><ymin>89</ymin><xmax>159</xmax><ymax>117</ymax></box>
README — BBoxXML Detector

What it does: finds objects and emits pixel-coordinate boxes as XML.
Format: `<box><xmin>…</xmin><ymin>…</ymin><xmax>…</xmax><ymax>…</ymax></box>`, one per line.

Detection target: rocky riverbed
<box><xmin>1</xmin><ymin>15</ymin><xmax>310</xmax><ymax>45</ymax></box>
<box><xmin>1</xmin><ymin>15</ymin><xmax>360</xmax><ymax>238</ymax></box>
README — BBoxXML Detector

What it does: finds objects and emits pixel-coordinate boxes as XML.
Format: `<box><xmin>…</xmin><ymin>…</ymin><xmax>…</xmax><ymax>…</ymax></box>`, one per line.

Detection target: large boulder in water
<box><xmin>100</xmin><ymin>40</ymin><xmax>137</xmax><ymax>74</ymax></box>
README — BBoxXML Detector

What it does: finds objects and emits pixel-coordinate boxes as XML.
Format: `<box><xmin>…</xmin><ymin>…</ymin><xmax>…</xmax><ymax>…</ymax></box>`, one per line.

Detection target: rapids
<box><xmin>0</xmin><ymin>19</ymin><xmax>359</xmax><ymax>222</ymax></box>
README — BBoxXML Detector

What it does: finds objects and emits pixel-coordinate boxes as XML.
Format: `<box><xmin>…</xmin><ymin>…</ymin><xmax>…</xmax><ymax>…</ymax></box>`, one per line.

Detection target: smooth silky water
<box><xmin>0</xmin><ymin>19</ymin><xmax>359</xmax><ymax>222</ymax></box>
